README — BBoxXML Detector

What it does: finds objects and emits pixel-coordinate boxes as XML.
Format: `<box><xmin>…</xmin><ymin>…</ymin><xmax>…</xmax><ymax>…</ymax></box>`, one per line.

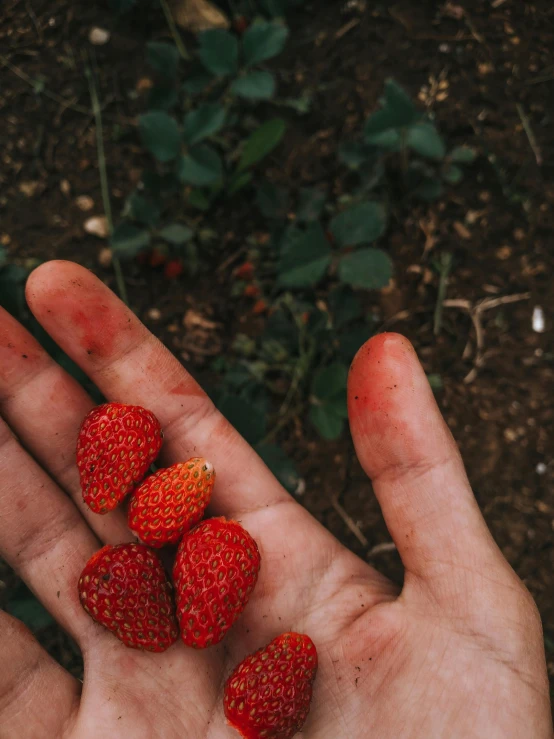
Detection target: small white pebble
<box><xmin>98</xmin><ymin>247</ymin><xmax>112</xmax><ymax>268</ymax></box>
<box><xmin>85</xmin><ymin>216</ymin><xmax>109</xmax><ymax>238</ymax></box>
<box><xmin>89</xmin><ymin>27</ymin><xmax>110</xmax><ymax>46</ymax></box>
<box><xmin>536</xmin><ymin>462</ymin><xmax>547</xmax><ymax>475</ymax></box>
<box><xmin>60</xmin><ymin>179</ymin><xmax>71</xmax><ymax>196</ymax></box>
<box><xmin>532</xmin><ymin>306</ymin><xmax>545</xmax><ymax>333</ymax></box>
<box><xmin>76</xmin><ymin>195</ymin><xmax>94</xmax><ymax>212</ymax></box>
<box><xmin>147</xmin><ymin>308</ymin><xmax>162</xmax><ymax>321</ymax></box>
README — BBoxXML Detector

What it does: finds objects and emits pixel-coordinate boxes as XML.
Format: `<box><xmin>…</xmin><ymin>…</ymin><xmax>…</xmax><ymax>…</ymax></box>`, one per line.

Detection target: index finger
<box><xmin>25</xmin><ymin>261</ymin><xmax>288</xmax><ymax>517</ymax></box>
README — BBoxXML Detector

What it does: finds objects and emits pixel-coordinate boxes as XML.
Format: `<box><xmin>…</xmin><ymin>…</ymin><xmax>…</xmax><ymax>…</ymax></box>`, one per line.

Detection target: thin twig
<box><xmin>516</xmin><ymin>103</ymin><xmax>543</xmax><ymax>166</ymax></box>
<box><xmin>0</xmin><ymin>54</ymin><xmax>91</xmax><ymax>114</ymax></box>
<box><xmin>367</xmin><ymin>541</ymin><xmax>396</xmax><ymax>558</ymax></box>
<box><xmin>159</xmin><ymin>0</ymin><xmax>190</xmax><ymax>60</ymax></box>
<box><xmin>86</xmin><ymin>56</ymin><xmax>129</xmax><ymax>305</ymax></box>
<box><xmin>25</xmin><ymin>0</ymin><xmax>43</xmax><ymax>42</ymax></box>
<box><xmin>433</xmin><ymin>252</ymin><xmax>453</xmax><ymax>336</ymax></box>
<box><xmin>331</xmin><ymin>498</ymin><xmax>368</xmax><ymax>547</ymax></box>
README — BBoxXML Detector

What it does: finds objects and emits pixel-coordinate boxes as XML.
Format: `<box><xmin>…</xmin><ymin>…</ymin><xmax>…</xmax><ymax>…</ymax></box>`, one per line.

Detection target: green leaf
<box><xmin>406</xmin><ymin>122</ymin><xmax>446</xmax><ymax>160</ymax></box>
<box><xmin>142</xmin><ymin>170</ymin><xmax>180</xmax><ymax>195</ymax></box>
<box><xmin>111</xmin><ymin>223</ymin><xmax>151</xmax><ymax>259</ymax></box>
<box><xmin>231</xmin><ymin>71</ymin><xmax>276</xmax><ymax>100</ymax></box>
<box><xmin>413</xmin><ymin>176</ymin><xmax>444</xmax><ymax>201</ymax></box>
<box><xmin>187</xmin><ymin>188</ymin><xmax>213</xmax><ymax>211</ymax></box>
<box><xmin>159</xmin><ymin>223</ymin><xmax>194</xmax><ymax>245</ymax></box>
<box><xmin>255</xmin><ymin>182</ymin><xmax>290</xmax><ymax>220</ymax></box>
<box><xmin>227</xmin><ymin>171</ymin><xmax>252</xmax><ymax>195</ymax></box>
<box><xmin>146</xmin><ymin>41</ymin><xmax>180</xmax><ymax>79</ymax></box>
<box><xmin>198</xmin><ymin>29</ymin><xmax>238</xmax><ymax>76</ymax></box>
<box><xmin>7</xmin><ymin>597</ymin><xmax>54</xmax><ymax>631</ymax></box>
<box><xmin>0</xmin><ymin>246</ymin><xmax>6</xmax><ymax>268</ymax></box>
<box><xmin>328</xmin><ymin>285</ymin><xmax>362</xmax><ymax>328</ymax></box>
<box><xmin>125</xmin><ymin>192</ymin><xmax>160</xmax><ymax>226</ymax></box>
<box><xmin>256</xmin><ymin>444</ymin><xmax>300</xmax><ymax>493</ymax></box>
<box><xmin>183</xmin><ymin>103</ymin><xmax>227</xmax><ymax>145</ymax></box>
<box><xmin>0</xmin><ymin>264</ymin><xmax>28</xmax><ymax>317</ymax></box>
<box><xmin>339</xmin><ymin>324</ymin><xmax>373</xmax><ymax>359</ymax></box>
<box><xmin>217</xmin><ymin>394</ymin><xmax>266</xmax><ymax>445</ymax></box>
<box><xmin>278</xmin><ymin>223</ymin><xmax>331</xmax><ymax>288</ymax></box>
<box><xmin>364</xmin><ymin>79</ymin><xmax>418</xmax><ymax>136</ymax></box>
<box><xmin>148</xmin><ymin>85</ymin><xmax>179</xmax><ymax>111</ymax></box>
<box><xmin>443</xmin><ymin>164</ymin><xmax>464</xmax><ymax>185</ymax></box>
<box><xmin>238</xmin><ymin>118</ymin><xmax>286</xmax><ymax>172</ymax></box>
<box><xmin>297</xmin><ymin>188</ymin><xmax>326</xmax><ymax>223</ymax></box>
<box><xmin>177</xmin><ymin>145</ymin><xmax>223</xmax><ymax>186</ymax></box>
<box><xmin>339</xmin><ymin>248</ymin><xmax>393</xmax><ymax>290</ymax></box>
<box><xmin>312</xmin><ymin>362</ymin><xmax>349</xmax><ymax>400</ymax></box>
<box><xmin>242</xmin><ymin>21</ymin><xmax>289</xmax><ymax>66</ymax></box>
<box><xmin>309</xmin><ymin>362</ymin><xmax>349</xmax><ymax>440</ymax></box>
<box><xmin>330</xmin><ymin>202</ymin><xmax>387</xmax><ymax>247</ymax></box>
<box><xmin>309</xmin><ymin>404</ymin><xmax>344</xmax><ymax>440</ymax></box>
<box><xmin>182</xmin><ymin>72</ymin><xmax>213</xmax><ymax>95</ymax></box>
<box><xmin>364</xmin><ymin>129</ymin><xmax>401</xmax><ymax>150</ymax></box>
<box><xmin>450</xmin><ymin>146</ymin><xmax>477</xmax><ymax>164</ymax></box>
<box><xmin>427</xmin><ymin>373</ymin><xmax>443</xmax><ymax>391</ymax></box>
<box><xmin>139</xmin><ymin>111</ymin><xmax>181</xmax><ymax>162</ymax></box>
<box><xmin>339</xmin><ymin>141</ymin><xmax>372</xmax><ymax>169</ymax></box>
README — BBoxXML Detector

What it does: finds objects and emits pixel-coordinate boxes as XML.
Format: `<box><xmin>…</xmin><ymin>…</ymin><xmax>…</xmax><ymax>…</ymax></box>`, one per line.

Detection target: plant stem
<box><xmin>86</xmin><ymin>58</ymin><xmax>129</xmax><ymax>305</ymax></box>
<box><xmin>159</xmin><ymin>0</ymin><xmax>189</xmax><ymax>61</ymax></box>
<box><xmin>433</xmin><ymin>252</ymin><xmax>453</xmax><ymax>336</ymax></box>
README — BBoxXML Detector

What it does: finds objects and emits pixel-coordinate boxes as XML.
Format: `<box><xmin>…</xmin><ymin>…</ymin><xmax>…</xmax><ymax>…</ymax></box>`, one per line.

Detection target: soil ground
<box><xmin>1</xmin><ymin>0</ymin><xmax>553</xmax><ymax>703</ymax></box>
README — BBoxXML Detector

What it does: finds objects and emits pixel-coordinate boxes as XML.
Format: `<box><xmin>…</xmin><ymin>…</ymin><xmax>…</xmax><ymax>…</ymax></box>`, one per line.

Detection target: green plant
<box><xmin>212</xmin><ymin>80</ymin><xmax>475</xmax><ymax>448</ymax></box>
<box><xmin>111</xmin><ymin>21</ymin><xmax>289</xmax><ymax>264</ymax></box>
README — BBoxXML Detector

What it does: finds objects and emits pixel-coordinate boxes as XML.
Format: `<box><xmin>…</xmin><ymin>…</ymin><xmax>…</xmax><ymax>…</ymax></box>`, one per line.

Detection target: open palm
<box><xmin>0</xmin><ymin>261</ymin><xmax>551</xmax><ymax>739</ymax></box>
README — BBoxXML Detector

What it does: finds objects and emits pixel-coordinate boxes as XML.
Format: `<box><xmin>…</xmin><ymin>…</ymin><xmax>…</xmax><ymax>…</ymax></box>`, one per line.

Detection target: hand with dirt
<box><xmin>0</xmin><ymin>261</ymin><xmax>551</xmax><ymax>739</ymax></box>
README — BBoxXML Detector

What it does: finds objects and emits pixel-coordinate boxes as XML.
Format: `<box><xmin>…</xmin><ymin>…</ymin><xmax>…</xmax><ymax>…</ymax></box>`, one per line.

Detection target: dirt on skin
<box><xmin>1</xmin><ymin>0</ymin><xmax>553</xmax><ymax>701</ymax></box>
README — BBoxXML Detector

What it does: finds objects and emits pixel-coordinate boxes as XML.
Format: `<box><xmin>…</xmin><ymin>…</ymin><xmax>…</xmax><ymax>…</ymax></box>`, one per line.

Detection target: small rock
<box><xmin>85</xmin><ymin>216</ymin><xmax>109</xmax><ymax>238</ymax></box>
<box><xmin>19</xmin><ymin>181</ymin><xmax>40</xmax><ymax>197</ymax></box>
<box><xmin>536</xmin><ymin>462</ymin><xmax>547</xmax><ymax>475</ymax></box>
<box><xmin>98</xmin><ymin>247</ymin><xmax>112</xmax><ymax>268</ymax></box>
<box><xmin>495</xmin><ymin>245</ymin><xmax>512</xmax><ymax>260</ymax></box>
<box><xmin>89</xmin><ymin>27</ymin><xmax>110</xmax><ymax>45</ymax></box>
<box><xmin>1</xmin><ymin>234</ymin><xmax>12</xmax><ymax>246</ymax></box>
<box><xmin>60</xmin><ymin>179</ymin><xmax>71</xmax><ymax>196</ymax></box>
<box><xmin>76</xmin><ymin>195</ymin><xmax>94</xmax><ymax>212</ymax></box>
<box><xmin>532</xmin><ymin>306</ymin><xmax>545</xmax><ymax>333</ymax></box>
<box><xmin>147</xmin><ymin>308</ymin><xmax>162</xmax><ymax>321</ymax></box>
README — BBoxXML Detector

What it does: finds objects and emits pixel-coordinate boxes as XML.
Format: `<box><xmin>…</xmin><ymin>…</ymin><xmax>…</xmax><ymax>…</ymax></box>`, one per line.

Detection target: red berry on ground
<box><xmin>252</xmin><ymin>299</ymin><xmax>268</xmax><ymax>315</ymax></box>
<box><xmin>173</xmin><ymin>517</ymin><xmax>261</xmax><ymax>649</ymax></box>
<box><xmin>235</xmin><ymin>261</ymin><xmax>255</xmax><ymax>281</ymax></box>
<box><xmin>164</xmin><ymin>259</ymin><xmax>183</xmax><ymax>279</ymax></box>
<box><xmin>243</xmin><ymin>284</ymin><xmax>261</xmax><ymax>298</ymax></box>
<box><xmin>128</xmin><ymin>458</ymin><xmax>215</xmax><ymax>548</ymax></box>
<box><xmin>77</xmin><ymin>403</ymin><xmax>163</xmax><ymax>515</ymax></box>
<box><xmin>224</xmin><ymin>632</ymin><xmax>318</xmax><ymax>739</ymax></box>
<box><xmin>149</xmin><ymin>247</ymin><xmax>168</xmax><ymax>267</ymax></box>
<box><xmin>78</xmin><ymin>543</ymin><xmax>179</xmax><ymax>652</ymax></box>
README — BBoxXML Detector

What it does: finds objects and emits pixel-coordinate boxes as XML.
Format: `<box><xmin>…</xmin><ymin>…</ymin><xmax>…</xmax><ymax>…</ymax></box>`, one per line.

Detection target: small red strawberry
<box><xmin>77</xmin><ymin>403</ymin><xmax>163</xmax><ymax>514</ymax></box>
<box><xmin>173</xmin><ymin>517</ymin><xmax>260</xmax><ymax>649</ymax></box>
<box><xmin>224</xmin><ymin>632</ymin><xmax>318</xmax><ymax>739</ymax></box>
<box><xmin>128</xmin><ymin>458</ymin><xmax>215</xmax><ymax>547</ymax></box>
<box><xmin>235</xmin><ymin>261</ymin><xmax>254</xmax><ymax>281</ymax></box>
<box><xmin>164</xmin><ymin>259</ymin><xmax>183</xmax><ymax>279</ymax></box>
<box><xmin>78</xmin><ymin>543</ymin><xmax>179</xmax><ymax>652</ymax></box>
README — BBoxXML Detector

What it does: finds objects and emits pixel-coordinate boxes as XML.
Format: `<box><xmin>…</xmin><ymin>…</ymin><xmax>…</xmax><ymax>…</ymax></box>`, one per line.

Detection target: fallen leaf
<box><xmin>453</xmin><ymin>221</ymin><xmax>471</xmax><ymax>240</ymax></box>
<box><xmin>171</xmin><ymin>0</ymin><xmax>229</xmax><ymax>31</ymax></box>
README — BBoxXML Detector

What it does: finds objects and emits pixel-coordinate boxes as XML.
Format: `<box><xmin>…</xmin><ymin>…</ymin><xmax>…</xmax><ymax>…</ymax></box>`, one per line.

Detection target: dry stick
<box><xmin>516</xmin><ymin>103</ymin><xmax>543</xmax><ymax>166</ymax></box>
<box><xmin>367</xmin><ymin>541</ymin><xmax>397</xmax><ymax>558</ymax></box>
<box><xmin>86</xmin><ymin>60</ymin><xmax>129</xmax><ymax>306</ymax></box>
<box><xmin>159</xmin><ymin>0</ymin><xmax>190</xmax><ymax>60</ymax></box>
<box><xmin>331</xmin><ymin>498</ymin><xmax>368</xmax><ymax>548</ymax></box>
<box><xmin>0</xmin><ymin>54</ymin><xmax>91</xmax><ymax>114</ymax></box>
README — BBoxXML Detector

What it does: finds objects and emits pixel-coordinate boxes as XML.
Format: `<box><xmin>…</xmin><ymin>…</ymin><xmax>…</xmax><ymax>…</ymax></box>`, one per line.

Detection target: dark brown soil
<box><xmin>1</xmin><ymin>0</ymin><xmax>553</xmax><ymax>700</ymax></box>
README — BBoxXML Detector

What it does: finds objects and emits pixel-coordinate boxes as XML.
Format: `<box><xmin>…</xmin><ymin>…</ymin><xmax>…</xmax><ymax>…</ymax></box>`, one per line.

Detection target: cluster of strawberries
<box><xmin>76</xmin><ymin>403</ymin><xmax>317</xmax><ymax>739</ymax></box>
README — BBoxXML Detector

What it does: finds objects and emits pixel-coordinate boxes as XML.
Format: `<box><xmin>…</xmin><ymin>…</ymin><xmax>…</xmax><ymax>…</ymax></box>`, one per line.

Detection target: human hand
<box><xmin>0</xmin><ymin>261</ymin><xmax>551</xmax><ymax>738</ymax></box>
